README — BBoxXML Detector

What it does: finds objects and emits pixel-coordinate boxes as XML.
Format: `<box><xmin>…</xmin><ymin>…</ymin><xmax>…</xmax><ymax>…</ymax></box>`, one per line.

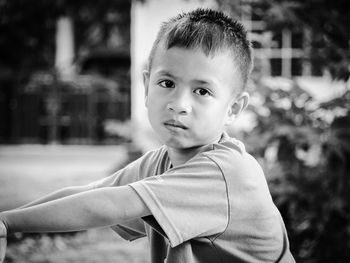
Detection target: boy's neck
<box><xmin>166</xmin><ymin>144</ymin><xmax>212</xmax><ymax>167</ymax></box>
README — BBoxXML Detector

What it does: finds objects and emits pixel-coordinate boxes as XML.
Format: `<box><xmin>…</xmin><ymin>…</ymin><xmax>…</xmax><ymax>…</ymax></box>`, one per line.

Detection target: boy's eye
<box><xmin>159</xmin><ymin>80</ymin><xmax>175</xmax><ymax>89</ymax></box>
<box><xmin>194</xmin><ymin>88</ymin><xmax>211</xmax><ymax>97</ymax></box>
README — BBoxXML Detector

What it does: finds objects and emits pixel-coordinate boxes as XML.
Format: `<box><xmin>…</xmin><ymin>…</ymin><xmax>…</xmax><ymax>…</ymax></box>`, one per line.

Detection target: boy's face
<box><xmin>144</xmin><ymin>45</ymin><xmax>246</xmax><ymax>149</ymax></box>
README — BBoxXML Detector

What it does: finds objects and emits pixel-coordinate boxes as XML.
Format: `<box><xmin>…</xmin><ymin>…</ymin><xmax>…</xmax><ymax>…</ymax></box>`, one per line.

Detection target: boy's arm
<box><xmin>16</xmin><ymin>185</ymin><xmax>93</xmax><ymax>209</ymax></box>
<box><xmin>0</xmin><ymin>186</ymin><xmax>150</xmax><ymax>235</ymax></box>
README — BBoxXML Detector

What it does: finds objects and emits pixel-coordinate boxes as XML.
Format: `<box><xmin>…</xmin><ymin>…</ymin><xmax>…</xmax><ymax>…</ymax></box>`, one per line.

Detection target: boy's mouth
<box><xmin>164</xmin><ymin>120</ymin><xmax>188</xmax><ymax>130</ymax></box>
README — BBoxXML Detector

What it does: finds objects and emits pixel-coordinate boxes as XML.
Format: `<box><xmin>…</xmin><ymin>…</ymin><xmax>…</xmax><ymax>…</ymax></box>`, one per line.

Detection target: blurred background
<box><xmin>0</xmin><ymin>0</ymin><xmax>349</xmax><ymax>262</ymax></box>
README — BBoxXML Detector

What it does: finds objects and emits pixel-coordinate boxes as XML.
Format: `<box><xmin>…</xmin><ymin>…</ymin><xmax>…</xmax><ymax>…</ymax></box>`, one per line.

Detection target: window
<box><xmin>292</xmin><ymin>58</ymin><xmax>303</xmax><ymax>76</ymax></box>
<box><xmin>241</xmin><ymin>1</ymin><xmax>310</xmax><ymax>78</ymax></box>
<box><xmin>271</xmin><ymin>58</ymin><xmax>282</xmax><ymax>76</ymax></box>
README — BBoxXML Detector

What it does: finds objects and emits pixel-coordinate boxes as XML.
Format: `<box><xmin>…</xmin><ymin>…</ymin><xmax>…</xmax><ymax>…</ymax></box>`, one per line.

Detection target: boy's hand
<box><xmin>0</xmin><ymin>220</ymin><xmax>7</xmax><ymax>263</ymax></box>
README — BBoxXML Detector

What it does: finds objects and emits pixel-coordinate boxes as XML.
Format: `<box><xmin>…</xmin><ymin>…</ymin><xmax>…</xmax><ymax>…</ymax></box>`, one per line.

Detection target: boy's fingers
<box><xmin>0</xmin><ymin>237</ymin><xmax>6</xmax><ymax>263</ymax></box>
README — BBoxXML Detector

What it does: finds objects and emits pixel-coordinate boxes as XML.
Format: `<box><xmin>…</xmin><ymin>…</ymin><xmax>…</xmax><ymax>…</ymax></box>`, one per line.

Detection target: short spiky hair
<box><xmin>148</xmin><ymin>8</ymin><xmax>253</xmax><ymax>91</ymax></box>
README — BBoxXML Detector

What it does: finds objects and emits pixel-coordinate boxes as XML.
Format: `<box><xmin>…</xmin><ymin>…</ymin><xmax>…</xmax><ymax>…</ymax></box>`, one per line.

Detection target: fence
<box><xmin>0</xmin><ymin>74</ymin><xmax>130</xmax><ymax>144</ymax></box>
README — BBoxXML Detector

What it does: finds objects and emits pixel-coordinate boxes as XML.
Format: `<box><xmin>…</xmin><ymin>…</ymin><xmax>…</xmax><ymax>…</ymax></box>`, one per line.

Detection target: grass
<box><xmin>5</xmin><ymin>229</ymin><xmax>149</xmax><ymax>263</ymax></box>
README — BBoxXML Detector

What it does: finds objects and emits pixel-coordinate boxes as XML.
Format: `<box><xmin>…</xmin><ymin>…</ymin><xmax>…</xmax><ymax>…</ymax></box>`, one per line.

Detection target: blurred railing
<box><xmin>2</xmin><ymin>73</ymin><xmax>130</xmax><ymax>144</ymax></box>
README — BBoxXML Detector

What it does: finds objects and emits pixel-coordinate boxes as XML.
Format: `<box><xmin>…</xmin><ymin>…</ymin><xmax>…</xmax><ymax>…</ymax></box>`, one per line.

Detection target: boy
<box><xmin>0</xmin><ymin>8</ymin><xmax>295</xmax><ymax>263</ymax></box>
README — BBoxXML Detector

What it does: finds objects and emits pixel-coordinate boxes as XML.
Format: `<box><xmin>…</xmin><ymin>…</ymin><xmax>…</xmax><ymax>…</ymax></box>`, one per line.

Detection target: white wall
<box><xmin>55</xmin><ymin>16</ymin><xmax>75</xmax><ymax>80</ymax></box>
<box><xmin>131</xmin><ymin>0</ymin><xmax>215</xmax><ymax>151</ymax></box>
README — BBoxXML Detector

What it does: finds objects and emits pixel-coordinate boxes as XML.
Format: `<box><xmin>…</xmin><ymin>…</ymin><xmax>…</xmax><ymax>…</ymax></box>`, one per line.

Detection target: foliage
<box><xmin>243</xmin><ymin>80</ymin><xmax>350</xmax><ymax>262</ymax></box>
<box><xmin>263</xmin><ymin>0</ymin><xmax>350</xmax><ymax>81</ymax></box>
<box><xmin>0</xmin><ymin>0</ymin><xmax>131</xmax><ymax>143</ymax></box>
<box><xmin>0</xmin><ymin>0</ymin><xmax>130</xmax><ymax>83</ymax></box>
<box><xmin>215</xmin><ymin>0</ymin><xmax>350</xmax><ymax>81</ymax></box>
<box><xmin>214</xmin><ymin>0</ymin><xmax>350</xmax><ymax>258</ymax></box>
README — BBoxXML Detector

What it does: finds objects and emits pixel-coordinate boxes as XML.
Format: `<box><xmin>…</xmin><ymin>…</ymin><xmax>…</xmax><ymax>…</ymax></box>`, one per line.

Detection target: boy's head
<box><xmin>147</xmin><ymin>8</ymin><xmax>253</xmax><ymax>92</ymax></box>
<box><xmin>143</xmin><ymin>8</ymin><xmax>253</xmax><ymax>150</ymax></box>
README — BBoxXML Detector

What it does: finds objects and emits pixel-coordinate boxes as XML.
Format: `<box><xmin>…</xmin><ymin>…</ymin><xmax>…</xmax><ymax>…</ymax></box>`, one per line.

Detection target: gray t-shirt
<box><xmin>89</xmin><ymin>133</ymin><xmax>295</xmax><ymax>263</ymax></box>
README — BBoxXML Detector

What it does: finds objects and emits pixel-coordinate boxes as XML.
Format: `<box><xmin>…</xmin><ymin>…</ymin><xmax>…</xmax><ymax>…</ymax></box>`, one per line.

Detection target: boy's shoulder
<box><xmin>202</xmin><ymin>132</ymin><xmax>247</xmax><ymax>162</ymax></box>
<box><xmin>201</xmin><ymin>133</ymin><xmax>263</xmax><ymax>176</ymax></box>
<box><xmin>214</xmin><ymin>132</ymin><xmax>246</xmax><ymax>154</ymax></box>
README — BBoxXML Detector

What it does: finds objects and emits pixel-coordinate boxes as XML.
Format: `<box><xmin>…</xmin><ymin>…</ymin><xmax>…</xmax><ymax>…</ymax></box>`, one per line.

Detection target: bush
<box><xmin>243</xmin><ymin>80</ymin><xmax>350</xmax><ymax>262</ymax></box>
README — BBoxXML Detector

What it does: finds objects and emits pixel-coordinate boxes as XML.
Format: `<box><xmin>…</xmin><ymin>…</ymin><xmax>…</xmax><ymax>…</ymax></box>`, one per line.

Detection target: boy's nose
<box><xmin>166</xmin><ymin>91</ymin><xmax>192</xmax><ymax>114</ymax></box>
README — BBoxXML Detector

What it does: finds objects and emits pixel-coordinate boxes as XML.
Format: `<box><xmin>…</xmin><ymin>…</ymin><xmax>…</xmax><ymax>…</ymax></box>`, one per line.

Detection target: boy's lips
<box><xmin>163</xmin><ymin>120</ymin><xmax>188</xmax><ymax>130</ymax></box>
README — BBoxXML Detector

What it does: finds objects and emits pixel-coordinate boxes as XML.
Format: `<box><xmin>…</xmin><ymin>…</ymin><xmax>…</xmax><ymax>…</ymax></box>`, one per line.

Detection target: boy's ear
<box><xmin>143</xmin><ymin>70</ymin><xmax>150</xmax><ymax>107</ymax></box>
<box><xmin>225</xmin><ymin>92</ymin><xmax>249</xmax><ymax>125</ymax></box>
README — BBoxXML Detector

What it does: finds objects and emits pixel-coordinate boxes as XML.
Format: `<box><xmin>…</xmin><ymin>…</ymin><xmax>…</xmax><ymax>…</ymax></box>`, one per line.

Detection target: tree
<box><xmin>264</xmin><ymin>0</ymin><xmax>350</xmax><ymax>81</ymax></box>
<box><xmin>216</xmin><ymin>0</ymin><xmax>350</xmax><ymax>80</ymax></box>
<box><xmin>0</xmin><ymin>0</ymin><xmax>131</xmax><ymax>143</ymax></box>
<box><xmin>215</xmin><ymin>1</ymin><xmax>350</xmax><ymax>261</ymax></box>
<box><xmin>0</xmin><ymin>0</ymin><xmax>131</xmax><ymax>82</ymax></box>
<box><xmin>240</xmin><ymin>79</ymin><xmax>349</xmax><ymax>262</ymax></box>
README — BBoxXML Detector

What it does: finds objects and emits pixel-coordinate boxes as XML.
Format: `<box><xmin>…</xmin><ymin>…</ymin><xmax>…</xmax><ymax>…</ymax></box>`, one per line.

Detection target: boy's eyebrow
<box><xmin>154</xmin><ymin>70</ymin><xmax>176</xmax><ymax>78</ymax></box>
<box><xmin>153</xmin><ymin>70</ymin><xmax>180</xmax><ymax>81</ymax></box>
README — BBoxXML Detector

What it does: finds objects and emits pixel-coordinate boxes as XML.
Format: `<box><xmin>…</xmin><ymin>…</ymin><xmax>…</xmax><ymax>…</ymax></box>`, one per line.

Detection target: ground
<box><xmin>0</xmin><ymin>144</ymin><xmax>149</xmax><ymax>263</ymax></box>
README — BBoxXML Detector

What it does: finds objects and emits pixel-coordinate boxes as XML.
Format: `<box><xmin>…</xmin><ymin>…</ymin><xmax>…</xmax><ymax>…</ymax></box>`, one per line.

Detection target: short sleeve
<box><xmin>129</xmin><ymin>153</ymin><xmax>228</xmax><ymax>247</ymax></box>
<box><xmin>86</xmin><ymin>148</ymin><xmax>166</xmax><ymax>241</ymax></box>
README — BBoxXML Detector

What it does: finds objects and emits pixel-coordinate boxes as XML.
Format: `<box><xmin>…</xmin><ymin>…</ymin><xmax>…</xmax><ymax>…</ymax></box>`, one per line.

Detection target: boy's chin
<box><xmin>163</xmin><ymin>139</ymin><xmax>211</xmax><ymax>150</ymax></box>
<box><xmin>163</xmin><ymin>139</ymin><xmax>195</xmax><ymax>149</ymax></box>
